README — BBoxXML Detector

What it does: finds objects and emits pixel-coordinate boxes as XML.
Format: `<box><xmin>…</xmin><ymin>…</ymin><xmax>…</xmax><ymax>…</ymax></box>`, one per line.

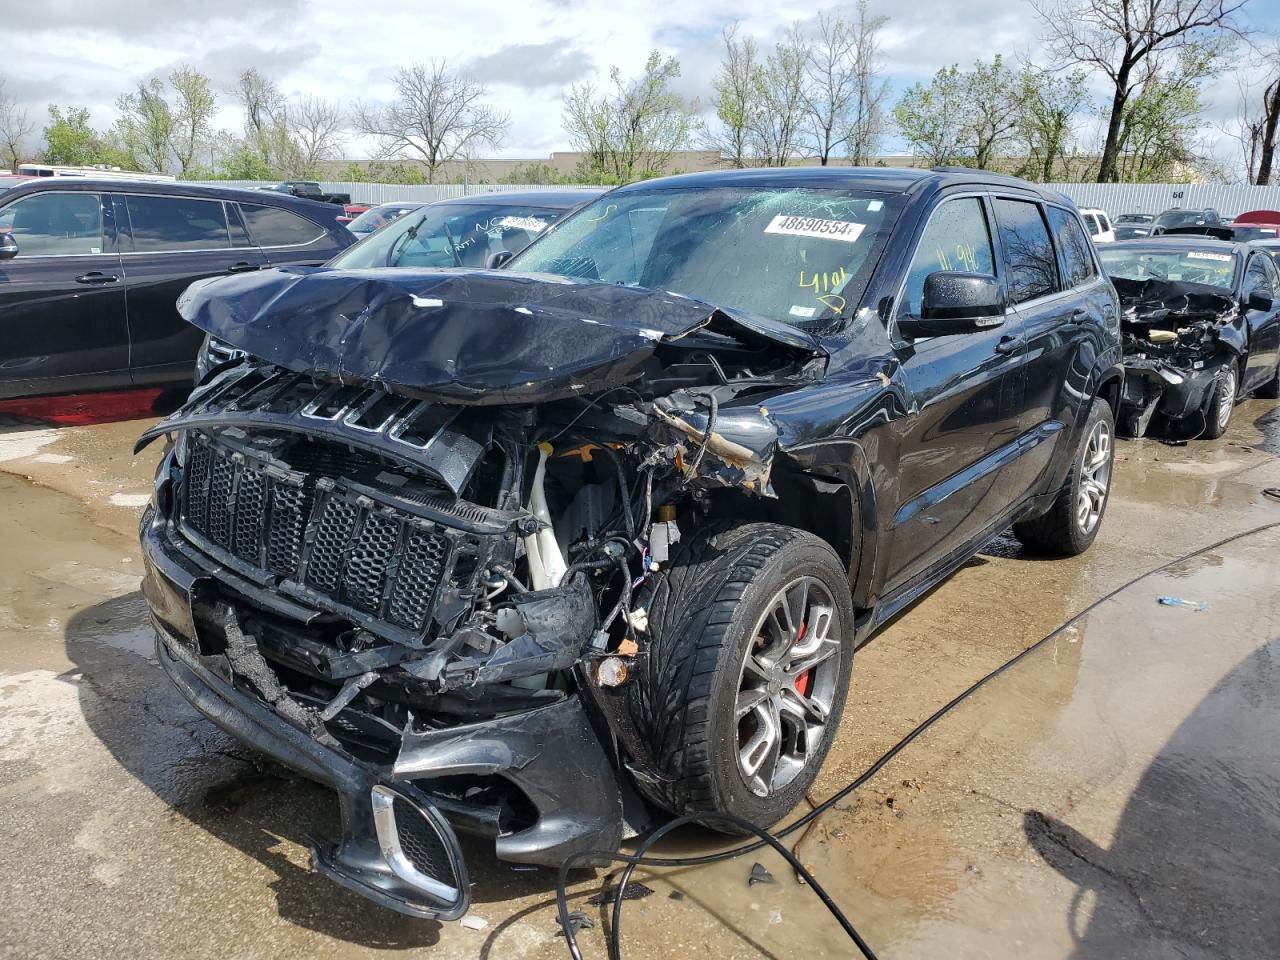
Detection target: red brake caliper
<box><xmin>793</xmin><ymin>621</ymin><xmax>813</xmax><ymax>697</ymax></box>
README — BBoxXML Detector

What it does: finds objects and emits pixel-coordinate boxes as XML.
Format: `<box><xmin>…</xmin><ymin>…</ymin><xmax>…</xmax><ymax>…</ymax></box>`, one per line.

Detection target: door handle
<box><xmin>994</xmin><ymin>335</ymin><xmax>1020</xmax><ymax>355</ymax></box>
<box><xmin>74</xmin><ymin>272</ymin><xmax>118</xmax><ymax>285</ymax></box>
<box><xmin>227</xmin><ymin>261</ymin><xmax>260</xmax><ymax>273</ymax></box>
<box><xmin>1068</xmin><ymin>308</ymin><xmax>1091</xmax><ymax>325</ymax></box>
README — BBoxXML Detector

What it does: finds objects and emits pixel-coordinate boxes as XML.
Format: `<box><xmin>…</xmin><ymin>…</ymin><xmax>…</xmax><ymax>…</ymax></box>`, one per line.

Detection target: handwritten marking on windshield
<box><xmin>584</xmin><ymin>204</ymin><xmax>618</xmax><ymax>223</ymax></box>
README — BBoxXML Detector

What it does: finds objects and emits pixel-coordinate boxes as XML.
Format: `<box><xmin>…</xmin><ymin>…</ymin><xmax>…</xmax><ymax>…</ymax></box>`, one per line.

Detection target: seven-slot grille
<box><xmin>180</xmin><ymin>433</ymin><xmax>453</xmax><ymax>635</ymax></box>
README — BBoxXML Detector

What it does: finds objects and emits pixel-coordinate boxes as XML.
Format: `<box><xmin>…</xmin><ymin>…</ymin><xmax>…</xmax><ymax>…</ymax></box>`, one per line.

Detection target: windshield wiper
<box><xmin>385</xmin><ymin>214</ymin><xmax>428</xmax><ymax>267</ymax></box>
<box><xmin>441</xmin><ymin>219</ymin><xmax>463</xmax><ymax>267</ymax></box>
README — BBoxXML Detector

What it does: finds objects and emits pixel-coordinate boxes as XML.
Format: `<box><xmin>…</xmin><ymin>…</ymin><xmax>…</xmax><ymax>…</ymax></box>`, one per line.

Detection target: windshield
<box><xmin>510</xmin><ymin>185</ymin><xmax>902</xmax><ymax>327</ymax></box>
<box><xmin>331</xmin><ymin>202</ymin><xmax>562</xmax><ymax>269</ymax></box>
<box><xmin>346</xmin><ymin>204</ymin><xmax>421</xmax><ymax>233</ymax></box>
<box><xmin>1116</xmin><ymin>214</ymin><xmax>1152</xmax><ymax>224</ymax></box>
<box><xmin>1099</xmin><ymin>247</ymin><xmax>1237</xmax><ymax>289</ymax></box>
<box><xmin>1155</xmin><ymin>210</ymin><xmax>1208</xmax><ymax>229</ymax></box>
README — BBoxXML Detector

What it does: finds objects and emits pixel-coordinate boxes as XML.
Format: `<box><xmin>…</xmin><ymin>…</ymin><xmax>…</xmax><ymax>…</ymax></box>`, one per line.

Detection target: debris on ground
<box><xmin>586</xmin><ymin>881</ymin><xmax>655</xmax><ymax>904</ymax></box>
<box><xmin>558</xmin><ymin>912</ymin><xmax>595</xmax><ymax>934</ymax></box>
<box><xmin>748</xmin><ymin>862</ymin><xmax>776</xmax><ymax>886</ymax></box>
<box><xmin>668</xmin><ymin>890</ymin><xmax>685</xmax><ymax>901</ymax></box>
<box><xmin>1158</xmin><ymin>596</ymin><xmax>1209</xmax><ymax>611</ymax></box>
<box><xmin>459</xmin><ymin>915</ymin><xmax>489</xmax><ymax>931</ymax></box>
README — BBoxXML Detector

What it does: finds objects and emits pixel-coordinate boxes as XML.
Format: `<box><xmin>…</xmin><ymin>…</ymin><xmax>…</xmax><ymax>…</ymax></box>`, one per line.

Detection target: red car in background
<box><xmin>1231</xmin><ymin>209</ymin><xmax>1280</xmax><ymax>242</ymax></box>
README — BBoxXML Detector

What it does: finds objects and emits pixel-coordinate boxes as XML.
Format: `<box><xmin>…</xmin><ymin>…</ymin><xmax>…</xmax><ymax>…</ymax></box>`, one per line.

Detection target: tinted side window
<box><xmin>900</xmin><ymin>197</ymin><xmax>996</xmax><ymax>317</ymax></box>
<box><xmin>124</xmin><ymin>194</ymin><xmax>230</xmax><ymax>251</ymax></box>
<box><xmin>993</xmin><ymin>198</ymin><xmax>1059</xmax><ymax>304</ymax></box>
<box><xmin>1046</xmin><ymin>207</ymin><xmax>1097</xmax><ymax>289</ymax></box>
<box><xmin>239</xmin><ymin>203</ymin><xmax>325</xmax><ymax>247</ymax></box>
<box><xmin>0</xmin><ymin>192</ymin><xmax>104</xmax><ymax>256</ymax></box>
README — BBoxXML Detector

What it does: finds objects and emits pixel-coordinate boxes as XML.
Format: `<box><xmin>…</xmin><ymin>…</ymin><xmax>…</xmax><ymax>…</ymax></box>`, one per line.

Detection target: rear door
<box><xmin>884</xmin><ymin>192</ymin><xmax>1027</xmax><ymax>591</ymax></box>
<box><xmin>115</xmin><ymin>192</ymin><xmax>266</xmax><ymax>385</ymax></box>
<box><xmin>990</xmin><ymin>198</ymin><xmax>1101</xmax><ymax>499</ymax></box>
<box><xmin>0</xmin><ymin>189</ymin><xmax>130</xmax><ymax>398</ymax></box>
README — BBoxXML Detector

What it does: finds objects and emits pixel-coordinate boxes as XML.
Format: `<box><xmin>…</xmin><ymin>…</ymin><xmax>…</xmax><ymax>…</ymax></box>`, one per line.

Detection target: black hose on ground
<box><xmin>554</xmin><ymin>518</ymin><xmax>1280</xmax><ymax>960</ymax></box>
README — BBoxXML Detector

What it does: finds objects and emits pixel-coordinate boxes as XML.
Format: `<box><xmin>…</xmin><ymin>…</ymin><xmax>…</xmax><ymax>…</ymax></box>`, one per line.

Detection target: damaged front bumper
<box><xmin>140</xmin><ymin>503</ymin><xmax>627</xmax><ymax>917</ymax></box>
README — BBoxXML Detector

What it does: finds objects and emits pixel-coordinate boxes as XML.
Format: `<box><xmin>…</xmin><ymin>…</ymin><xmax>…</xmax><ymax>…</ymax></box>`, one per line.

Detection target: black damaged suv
<box><xmin>138</xmin><ymin>167</ymin><xmax>1122</xmax><ymax>920</ymax></box>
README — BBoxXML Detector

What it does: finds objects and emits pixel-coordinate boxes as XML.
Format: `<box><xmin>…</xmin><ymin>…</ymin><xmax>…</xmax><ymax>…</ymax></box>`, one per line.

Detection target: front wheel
<box><xmin>1013</xmin><ymin>397</ymin><xmax>1115</xmax><ymax>556</ymax></box>
<box><xmin>628</xmin><ymin>524</ymin><xmax>854</xmax><ymax>831</ymax></box>
<box><xmin>1202</xmin><ymin>363</ymin><xmax>1238</xmax><ymax>439</ymax></box>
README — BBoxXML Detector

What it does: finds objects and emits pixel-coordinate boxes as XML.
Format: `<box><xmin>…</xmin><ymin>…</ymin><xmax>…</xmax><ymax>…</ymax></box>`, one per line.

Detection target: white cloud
<box><xmin>4</xmin><ymin>0</ymin><xmax>1277</xmax><ymax>175</ymax></box>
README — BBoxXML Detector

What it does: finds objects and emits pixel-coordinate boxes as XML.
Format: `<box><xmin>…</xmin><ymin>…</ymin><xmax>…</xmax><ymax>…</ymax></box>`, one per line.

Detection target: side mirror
<box><xmin>0</xmin><ymin>233</ymin><xmax>17</xmax><ymax>261</ymax></box>
<box><xmin>1247</xmin><ymin>290</ymin><xmax>1273</xmax><ymax>312</ymax></box>
<box><xmin>486</xmin><ymin>250</ymin><xmax>515</xmax><ymax>270</ymax></box>
<box><xmin>898</xmin><ymin>272</ymin><xmax>1005</xmax><ymax>338</ymax></box>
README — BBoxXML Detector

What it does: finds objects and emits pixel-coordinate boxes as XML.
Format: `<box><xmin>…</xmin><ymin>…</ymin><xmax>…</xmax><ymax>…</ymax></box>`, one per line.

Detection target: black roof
<box><xmin>434</xmin><ymin>188</ymin><xmax>603</xmax><ymax>209</ymax></box>
<box><xmin>607</xmin><ymin>165</ymin><xmax>1066</xmax><ymax>202</ymax></box>
<box><xmin>0</xmin><ymin>176</ymin><xmax>339</xmax><ymax>219</ymax></box>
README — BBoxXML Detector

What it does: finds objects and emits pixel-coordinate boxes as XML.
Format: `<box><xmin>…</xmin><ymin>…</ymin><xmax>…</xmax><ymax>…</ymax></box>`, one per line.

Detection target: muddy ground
<box><xmin>1</xmin><ymin>399</ymin><xmax>1278</xmax><ymax>960</ymax></box>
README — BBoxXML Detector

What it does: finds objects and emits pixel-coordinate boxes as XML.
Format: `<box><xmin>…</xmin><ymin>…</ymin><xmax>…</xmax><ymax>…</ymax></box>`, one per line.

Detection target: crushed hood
<box><xmin>1112</xmin><ymin>277</ymin><xmax>1237</xmax><ymax>327</ymax></box>
<box><xmin>178</xmin><ymin>267</ymin><xmax>823</xmax><ymax>405</ymax></box>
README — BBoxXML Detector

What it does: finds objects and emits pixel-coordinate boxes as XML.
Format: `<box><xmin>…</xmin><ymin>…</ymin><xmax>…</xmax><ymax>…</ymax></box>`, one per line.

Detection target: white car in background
<box><xmin>1080</xmin><ymin>208</ymin><xmax>1116</xmax><ymax>243</ymax></box>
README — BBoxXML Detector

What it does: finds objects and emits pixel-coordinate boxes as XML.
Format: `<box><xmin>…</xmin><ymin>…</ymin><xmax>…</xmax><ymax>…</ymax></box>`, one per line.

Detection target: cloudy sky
<box><xmin>5</xmin><ymin>0</ymin><xmax>1280</xmax><ymax>177</ymax></box>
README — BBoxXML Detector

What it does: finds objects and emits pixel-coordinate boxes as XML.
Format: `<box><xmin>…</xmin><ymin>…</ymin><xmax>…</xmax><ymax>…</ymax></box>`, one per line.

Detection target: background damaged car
<box><xmin>137</xmin><ymin>168</ymin><xmax>1124</xmax><ymax>920</ymax></box>
<box><xmin>1099</xmin><ymin>240</ymin><xmax>1280</xmax><ymax>439</ymax></box>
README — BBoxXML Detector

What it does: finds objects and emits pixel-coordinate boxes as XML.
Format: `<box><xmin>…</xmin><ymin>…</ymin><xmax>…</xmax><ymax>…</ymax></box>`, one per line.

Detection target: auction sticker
<box><xmin>1187</xmin><ymin>251</ymin><xmax>1232</xmax><ymax>262</ymax></box>
<box><xmin>764</xmin><ymin>215</ymin><xmax>865</xmax><ymax>243</ymax></box>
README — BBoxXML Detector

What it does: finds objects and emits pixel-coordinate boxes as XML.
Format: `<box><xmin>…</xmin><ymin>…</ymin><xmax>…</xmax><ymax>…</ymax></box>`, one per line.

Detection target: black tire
<box><xmin>1255</xmin><ymin>357</ymin><xmax>1280</xmax><ymax>400</ymax></box>
<box><xmin>628</xmin><ymin>523</ymin><xmax>854</xmax><ymax>831</ymax></box>
<box><xmin>1013</xmin><ymin>397</ymin><xmax>1115</xmax><ymax>556</ymax></box>
<box><xmin>1202</xmin><ymin>362</ymin><xmax>1239</xmax><ymax>439</ymax></box>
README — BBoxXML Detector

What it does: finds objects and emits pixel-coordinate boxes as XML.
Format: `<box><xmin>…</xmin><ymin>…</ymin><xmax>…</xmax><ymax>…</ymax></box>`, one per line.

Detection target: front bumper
<box><xmin>140</xmin><ymin>504</ymin><xmax>627</xmax><ymax>917</ymax></box>
<box><xmin>1119</xmin><ymin>358</ymin><xmax>1222</xmax><ymax>436</ymax></box>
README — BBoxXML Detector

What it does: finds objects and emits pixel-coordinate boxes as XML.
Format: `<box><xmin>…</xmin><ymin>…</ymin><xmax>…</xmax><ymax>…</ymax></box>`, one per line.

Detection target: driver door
<box><xmin>1241</xmin><ymin>253</ymin><xmax>1280</xmax><ymax>392</ymax></box>
<box><xmin>884</xmin><ymin>194</ymin><xmax>1026</xmax><ymax>592</ymax></box>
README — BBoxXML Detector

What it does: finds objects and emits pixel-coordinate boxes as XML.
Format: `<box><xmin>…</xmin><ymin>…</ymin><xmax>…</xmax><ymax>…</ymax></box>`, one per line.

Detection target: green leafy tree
<box><xmin>894</xmin><ymin>66</ymin><xmax>968</xmax><ymax>166</ymax></box>
<box><xmin>706</xmin><ymin>23</ymin><xmax>762</xmax><ymax>167</ymax></box>
<box><xmin>1014</xmin><ymin>67</ymin><xmax>1090</xmax><ymax>181</ymax></box>
<box><xmin>563</xmin><ymin>51</ymin><xmax>696</xmax><ymax>182</ymax></box>
<box><xmin>42</xmin><ymin>106</ymin><xmax>98</xmax><ymax>165</ymax></box>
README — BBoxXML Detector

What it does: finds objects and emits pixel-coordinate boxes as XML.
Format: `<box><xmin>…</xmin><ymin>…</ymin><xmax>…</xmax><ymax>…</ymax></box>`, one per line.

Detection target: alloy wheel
<box><xmin>735</xmin><ymin>576</ymin><xmax>843</xmax><ymax>799</ymax></box>
<box><xmin>1076</xmin><ymin>418</ymin><xmax>1112</xmax><ymax>535</ymax></box>
<box><xmin>1216</xmin><ymin>366</ymin><xmax>1237</xmax><ymax>434</ymax></box>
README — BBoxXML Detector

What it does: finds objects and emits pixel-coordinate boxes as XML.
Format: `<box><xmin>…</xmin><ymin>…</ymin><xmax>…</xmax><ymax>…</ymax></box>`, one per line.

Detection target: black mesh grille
<box><xmin>343</xmin><ymin>512</ymin><xmax>400</xmax><ymax>613</ymax></box>
<box><xmin>305</xmin><ymin>495</ymin><xmax>359</xmax><ymax>594</ymax></box>
<box><xmin>388</xmin><ymin>527</ymin><xmax>451</xmax><ymax>630</ymax></box>
<box><xmin>392</xmin><ymin>796</ymin><xmax>455</xmax><ymax>886</ymax></box>
<box><xmin>180</xmin><ymin>432</ymin><xmax>455</xmax><ymax>636</ymax></box>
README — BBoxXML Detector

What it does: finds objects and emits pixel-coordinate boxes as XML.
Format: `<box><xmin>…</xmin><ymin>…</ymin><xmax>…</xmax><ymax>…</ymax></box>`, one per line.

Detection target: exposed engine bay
<box><xmin>137</xmin><ymin>268</ymin><xmax>830</xmax><ymax>862</ymax></box>
<box><xmin>1113</xmin><ymin>276</ymin><xmax>1245</xmax><ymax>438</ymax></box>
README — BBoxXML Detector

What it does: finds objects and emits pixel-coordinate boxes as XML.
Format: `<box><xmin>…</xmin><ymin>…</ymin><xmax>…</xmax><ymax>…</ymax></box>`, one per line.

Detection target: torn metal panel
<box><xmin>176</xmin><ymin>268</ymin><xmax>821</xmax><ymax>405</ymax></box>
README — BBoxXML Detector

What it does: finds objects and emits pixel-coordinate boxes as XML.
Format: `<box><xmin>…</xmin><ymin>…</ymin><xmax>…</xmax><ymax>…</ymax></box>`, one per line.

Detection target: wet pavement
<box><xmin>1</xmin><ymin>400</ymin><xmax>1278</xmax><ymax>960</ymax></box>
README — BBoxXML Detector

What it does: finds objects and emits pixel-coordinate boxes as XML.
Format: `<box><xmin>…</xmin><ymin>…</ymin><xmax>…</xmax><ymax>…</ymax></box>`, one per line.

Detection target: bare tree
<box><xmin>706</xmin><ymin>23</ymin><xmax>761</xmax><ymax>167</ymax></box>
<box><xmin>848</xmin><ymin>0</ymin><xmax>890</xmax><ymax>166</ymax></box>
<box><xmin>355</xmin><ymin>60</ymin><xmax>508</xmax><ymax>183</ymax></box>
<box><xmin>751</xmin><ymin>25</ymin><xmax>808</xmax><ymax>166</ymax></box>
<box><xmin>286</xmin><ymin>95</ymin><xmax>345</xmax><ymax>176</ymax></box>
<box><xmin>0</xmin><ymin>76</ymin><xmax>35</xmax><ymax>169</ymax></box>
<box><xmin>563</xmin><ymin>52</ymin><xmax>696</xmax><ymax>182</ymax></box>
<box><xmin>803</xmin><ymin>11</ymin><xmax>859</xmax><ymax>165</ymax></box>
<box><xmin>1033</xmin><ymin>0</ymin><xmax>1249</xmax><ymax>183</ymax></box>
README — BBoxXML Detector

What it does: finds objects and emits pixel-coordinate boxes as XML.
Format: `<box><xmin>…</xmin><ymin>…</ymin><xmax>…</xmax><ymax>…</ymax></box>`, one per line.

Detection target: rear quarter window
<box><xmin>239</xmin><ymin>203</ymin><xmax>326</xmax><ymax>247</ymax></box>
<box><xmin>993</xmin><ymin>198</ymin><xmax>1060</xmax><ymax>304</ymax></box>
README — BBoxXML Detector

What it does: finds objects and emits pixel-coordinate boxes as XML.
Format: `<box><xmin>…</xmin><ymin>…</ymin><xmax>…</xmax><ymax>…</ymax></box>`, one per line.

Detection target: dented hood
<box><xmin>1112</xmin><ymin>277</ymin><xmax>1237</xmax><ymax>326</ymax></box>
<box><xmin>177</xmin><ymin>267</ymin><xmax>823</xmax><ymax>405</ymax></box>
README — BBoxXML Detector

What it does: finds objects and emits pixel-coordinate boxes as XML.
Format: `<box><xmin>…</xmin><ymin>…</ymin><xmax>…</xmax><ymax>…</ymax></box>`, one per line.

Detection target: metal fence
<box><xmin>192</xmin><ymin>178</ymin><xmax>1280</xmax><ymax>218</ymax></box>
<box><xmin>1043</xmin><ymin>182</ymin><xmax>1280</xmax><ymax>218</ymax></box>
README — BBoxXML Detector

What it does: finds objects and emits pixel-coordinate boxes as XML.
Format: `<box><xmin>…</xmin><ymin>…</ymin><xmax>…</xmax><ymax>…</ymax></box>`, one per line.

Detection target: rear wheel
<box><xmin>1202</xmin><ymin>363</ymin><xmax>1238</xmax><ymax>439</ymax></box>
<box><xmin>628</xmin><ymin>523</ymin><xmax>854</xmax><ymax>830</ymax></box>
<box><xmin>1013</xmin><ymin>397</ymin><xmax>1115</xmax><ymax>556</ymax></box>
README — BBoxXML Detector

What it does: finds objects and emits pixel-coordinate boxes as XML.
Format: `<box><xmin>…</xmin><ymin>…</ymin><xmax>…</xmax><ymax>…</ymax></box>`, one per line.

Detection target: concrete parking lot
<box><xmin>1</xmin><ymin>398</ymin><xmax>1278</xmax><ymax>960</ymax></box>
